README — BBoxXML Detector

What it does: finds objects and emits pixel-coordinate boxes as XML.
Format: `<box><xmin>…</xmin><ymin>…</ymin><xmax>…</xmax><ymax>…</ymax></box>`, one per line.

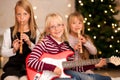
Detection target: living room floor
<box><xmin>0</xmin><ymin>68</ymin><xmax>120</xmax><ymax>79</ymax></box>
<box><xmin>94</xmin><ymin>69</ymin><xmax>120</xmax><ymax>78</ymax></box>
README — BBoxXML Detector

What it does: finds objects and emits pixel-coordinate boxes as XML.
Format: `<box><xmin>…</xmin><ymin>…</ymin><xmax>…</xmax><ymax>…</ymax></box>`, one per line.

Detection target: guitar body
<box><xmin>26</xmin><ymin>50</ymin><xmax>74</xmax><ymax>80</ymax></box>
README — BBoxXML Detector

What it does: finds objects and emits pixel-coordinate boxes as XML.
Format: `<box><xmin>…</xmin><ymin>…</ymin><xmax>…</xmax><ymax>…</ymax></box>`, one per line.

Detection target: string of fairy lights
<box><xmin>78</xmin><ymin>0</ymin><xmax>120</xmax><ymax>54</ymax></box>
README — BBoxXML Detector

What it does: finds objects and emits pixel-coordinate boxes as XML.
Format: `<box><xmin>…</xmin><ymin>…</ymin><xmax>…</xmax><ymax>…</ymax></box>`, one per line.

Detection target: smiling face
<box><xmin>49</xmin><ymin>18</ymin><xmax>64</xmax><ymax>41</ymax></box>
<box><xmin>70</xmin><ymin>17</ymin><xmax>83</xmax><ymax>35</ymax></box>
<box><xmin>45</xmin><ymin>13</ymin><xmax>65</xmax><ymax>42</ymax></box>
<box><xmin>67</xmin><ymin>12</ymin><xmax>85</xmax><ymax>37</ymax></box>
<box><xmin>70</xmin><ymin>17</ymin><xmax>83</xmax><ymax>33</ymax></box>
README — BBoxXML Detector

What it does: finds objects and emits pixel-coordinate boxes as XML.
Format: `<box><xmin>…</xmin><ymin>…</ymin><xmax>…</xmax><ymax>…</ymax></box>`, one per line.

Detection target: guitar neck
<box><xmin>62</xmin><ymin>58</ymin><xmax>109</xmax><ymax>69</ymax></box>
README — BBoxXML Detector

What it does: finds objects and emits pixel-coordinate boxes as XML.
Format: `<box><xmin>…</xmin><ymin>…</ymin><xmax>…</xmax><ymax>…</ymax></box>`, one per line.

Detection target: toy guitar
<box><xmin>26</xmin><ymin>50</ymin><xmax>120</xmax><ymax>80</ymax></box>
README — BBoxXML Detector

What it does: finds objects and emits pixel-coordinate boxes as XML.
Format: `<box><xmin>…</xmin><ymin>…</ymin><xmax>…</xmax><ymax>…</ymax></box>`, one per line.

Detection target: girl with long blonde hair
<box><xmin>1</xmin><ymin>0</ymin><xmax>40</xmax><ymax>80</ymax></box>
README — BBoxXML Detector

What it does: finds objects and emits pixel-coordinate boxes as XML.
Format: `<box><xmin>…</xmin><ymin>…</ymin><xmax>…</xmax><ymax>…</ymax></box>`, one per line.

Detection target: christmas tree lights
<box><xmin>75</xmin><ymin>0</ymin><xmax>120</xmax><ymax>58</ymax></box>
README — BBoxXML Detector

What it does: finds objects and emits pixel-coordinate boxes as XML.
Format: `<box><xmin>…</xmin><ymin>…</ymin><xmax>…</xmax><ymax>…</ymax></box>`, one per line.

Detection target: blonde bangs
<box><xmin>13</xmin><ymin>0</ymin><xmax>37</xmax><ymax>39</ymax></box>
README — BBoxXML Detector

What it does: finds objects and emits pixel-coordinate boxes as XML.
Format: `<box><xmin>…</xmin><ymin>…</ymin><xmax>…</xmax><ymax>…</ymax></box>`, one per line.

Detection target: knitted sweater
<box><xmin>68</xmin><ymin>34</ymin><xmax>97</xmax><ymax>72</ymax></box>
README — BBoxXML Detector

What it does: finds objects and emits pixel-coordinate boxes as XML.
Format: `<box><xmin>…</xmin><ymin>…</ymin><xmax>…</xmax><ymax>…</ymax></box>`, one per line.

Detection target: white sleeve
<box><xmin>83</xmin><ymin>40</ymin><xmax>97</xmax><ymax>55</ymax></box>
<box><xmin>29</xmin><ymin>29</ymin><xmax>40</xmax><ymax>49</ymax></box>
<box><xmin>1</xmin><ymin>28</ymin><xmax>16</xmax><ymax>57</ymax></box>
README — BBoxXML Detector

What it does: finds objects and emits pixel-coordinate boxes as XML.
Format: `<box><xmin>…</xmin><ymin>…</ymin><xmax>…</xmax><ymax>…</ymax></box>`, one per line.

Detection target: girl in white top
<box><xmin>1</xmin><ymin>0</ymin><xmax>40</xmax><ymax>80</ymax></box>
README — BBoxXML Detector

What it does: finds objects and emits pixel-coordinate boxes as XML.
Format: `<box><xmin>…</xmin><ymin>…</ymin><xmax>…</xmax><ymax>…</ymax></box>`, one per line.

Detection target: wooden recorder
<box><xmin>78</xmin><ymin>29</ymin><xmax>83</xmax><ymax>53</ymax></box>
<box><xmin>19</xmin><ymin>21</ymin><xmax>23</xmax><ymax>54</ymax></box>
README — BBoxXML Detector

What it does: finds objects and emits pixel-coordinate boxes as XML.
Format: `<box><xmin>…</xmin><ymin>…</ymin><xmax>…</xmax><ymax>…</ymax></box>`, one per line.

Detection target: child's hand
<box><xmin>21</xmin><ymin>33</ymin><xmax>31</xmax><ymax>46</ymax></box>
<box><xmin>95</xmin><ymin>58</ymin><xmax>107</xmax><ymax>68</ymax></box>
<box><xmin>74</xmin><ymin>35</ymin><xmax>87</xmax><ymax>50</ymax></box>
<box><xmin>74</xmin><ymin>43</ymin><xmax>82</xmax><ymax>50</ymax></box>
<box><xmin>54</xmin><ymin>67</ymin><xmax>62</xmax><ymax>76</ymax></box>
<box><xmin>13</xmin><ymin>39</ymin><xmax>20</xmax><ymax>53</ymax></box>
<box><xmin>78</xmin><ymin>35</ymin><xmax>87</xmax><ymax>44</ymax></box>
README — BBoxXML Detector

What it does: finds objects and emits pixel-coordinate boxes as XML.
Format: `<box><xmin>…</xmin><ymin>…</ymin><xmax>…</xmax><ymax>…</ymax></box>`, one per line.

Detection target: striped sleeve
<box><xmin>27</xmin><ymin>41</ymin><xmax>56</xmax><ymax>72</ymax></box>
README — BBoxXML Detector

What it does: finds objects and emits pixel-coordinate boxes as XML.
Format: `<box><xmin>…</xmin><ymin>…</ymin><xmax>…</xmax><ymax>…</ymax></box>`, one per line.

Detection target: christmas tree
<box><xmin>75</xmin><ymin>0</ymin><xmax>120</xmax><ymax>58</ymax></box>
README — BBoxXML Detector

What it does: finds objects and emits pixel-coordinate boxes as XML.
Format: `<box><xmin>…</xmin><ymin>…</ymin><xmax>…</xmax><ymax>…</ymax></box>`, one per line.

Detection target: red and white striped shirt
<box><xmin>27</xmin><ymin>35</ymin><xmax>71</xmax><ymax>72</ymax></box>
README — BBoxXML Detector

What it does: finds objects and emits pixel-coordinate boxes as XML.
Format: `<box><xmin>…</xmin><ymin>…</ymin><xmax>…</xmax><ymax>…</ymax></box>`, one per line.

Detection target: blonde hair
<box><xmin>13</xmin><ymin>0</ymin><xmax>37</xmax><ymax>39</ymax></box>
<box><xmin>68</xmin><ymin>12</ymin><xmax>94</xmax><ymax>59</ymax></box>
<box><xmin>67</xmin><ymin>11</ymin><xmax>85</xmax><ymax>35</ymax></box>
<box><xmin>40</xmin><ymin>13</ymin><xmax>68</xmax><ymax>41</ymax></box>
